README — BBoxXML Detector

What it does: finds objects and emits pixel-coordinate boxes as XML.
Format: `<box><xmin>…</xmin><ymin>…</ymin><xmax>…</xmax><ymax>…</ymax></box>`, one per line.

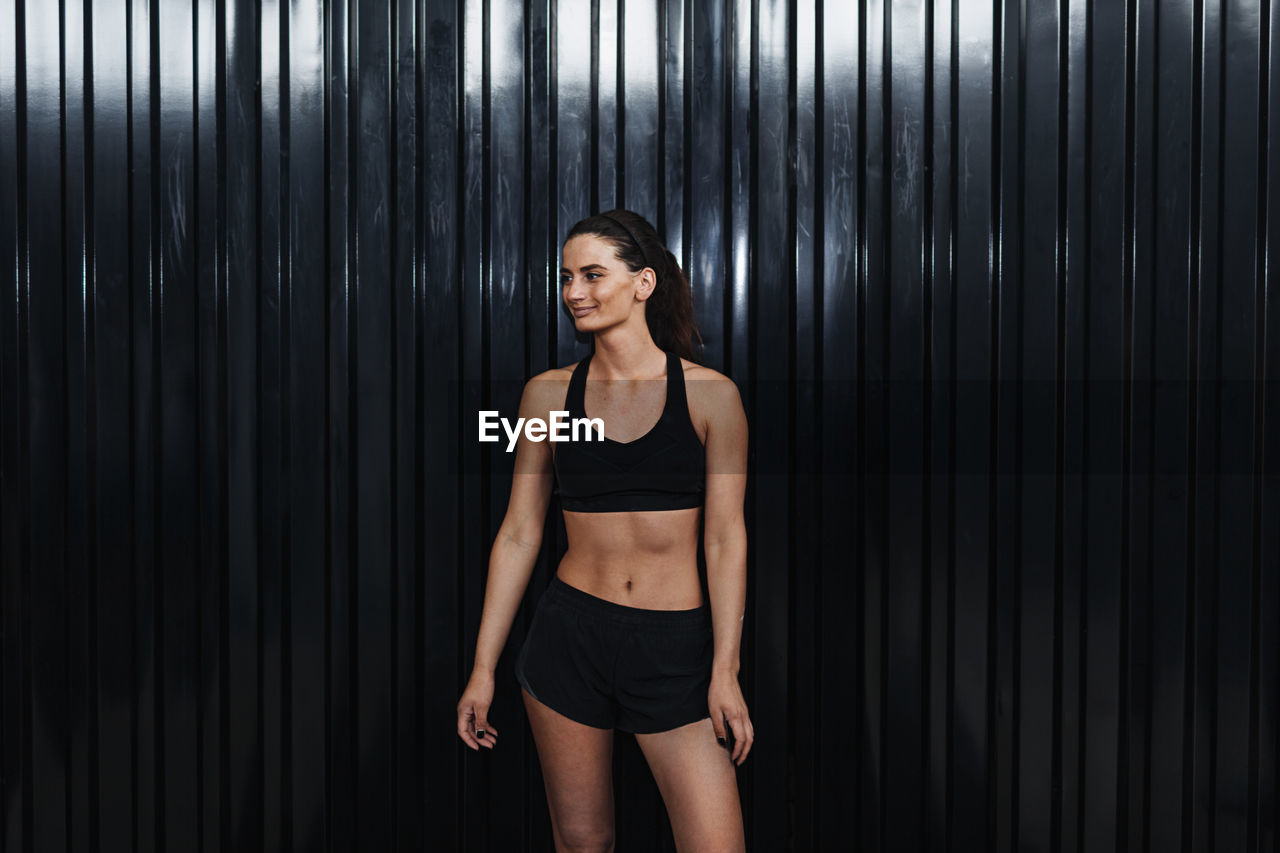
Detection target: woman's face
<box><xmin>560</xmin><ymin>234</ymin><xmax>653</xmax><ymax>333</ymax></box>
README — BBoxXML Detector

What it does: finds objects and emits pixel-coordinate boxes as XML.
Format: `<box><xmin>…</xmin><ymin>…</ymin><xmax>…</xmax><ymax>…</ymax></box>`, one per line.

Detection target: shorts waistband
<box><xmin>547</xmin><ymin>575</ymin><xmax>710</xmax><ymax>628</ymax></box>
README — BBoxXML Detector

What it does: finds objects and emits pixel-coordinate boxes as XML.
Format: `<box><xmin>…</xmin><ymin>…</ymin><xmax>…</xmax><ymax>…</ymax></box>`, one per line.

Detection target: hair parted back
<box><xmin>566</xmin><ymin>208</ymin><xmax>704</xmax><ymax>362</ymax></box>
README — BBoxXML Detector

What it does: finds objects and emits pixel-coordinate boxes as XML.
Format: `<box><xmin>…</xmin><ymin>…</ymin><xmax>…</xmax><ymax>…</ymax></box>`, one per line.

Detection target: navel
<box><xmin>624</xmin><ymin>579</ymin><xmax>632</xmax><ymax>592</ymax></box>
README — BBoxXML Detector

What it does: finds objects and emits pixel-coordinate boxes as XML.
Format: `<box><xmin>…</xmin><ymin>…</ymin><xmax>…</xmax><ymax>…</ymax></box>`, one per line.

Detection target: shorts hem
<box><xmin>617</xmin><ymin>711</ymin><xmax>711</xmax><ymax>735</ymax></box>
<box><xmin>516</xmin><ymin>675</ymin><xmax>616</xmax><ymax>730</ymax></box>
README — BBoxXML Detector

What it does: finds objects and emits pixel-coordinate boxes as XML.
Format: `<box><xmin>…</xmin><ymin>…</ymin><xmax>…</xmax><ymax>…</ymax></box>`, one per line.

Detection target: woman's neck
<box><xmin>590</xmin><ymin>329</ymin><xmax>665</xmax><ymax>380</ymax></box>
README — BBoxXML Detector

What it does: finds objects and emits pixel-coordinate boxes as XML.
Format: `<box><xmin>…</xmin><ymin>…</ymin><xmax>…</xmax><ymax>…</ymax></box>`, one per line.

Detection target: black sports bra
<box><xmin>552</xmin><ymin>350</ymin><xmax>705</xmax><ymax>512</ymax></box>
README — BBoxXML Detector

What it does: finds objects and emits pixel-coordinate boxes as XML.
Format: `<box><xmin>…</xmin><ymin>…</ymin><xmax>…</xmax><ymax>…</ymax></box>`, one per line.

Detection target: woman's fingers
<box><xmin>457</xmin><ymin>705</ymin><xmax>480</xmax><ymax>750</ymax></box>
<box><xmin>728</xmin><ymin>713</ymin><xmax>753</xmax><ymax>765</ymax></box>
<box><xmin>475</xmin><ymin>719</ymin><xmax>499</xmax><ymax>748</ymax></box>
<box><xmin>457</xmin><ymin>703</ymin><xmax>500</xmax><ymax>751</ymax></box>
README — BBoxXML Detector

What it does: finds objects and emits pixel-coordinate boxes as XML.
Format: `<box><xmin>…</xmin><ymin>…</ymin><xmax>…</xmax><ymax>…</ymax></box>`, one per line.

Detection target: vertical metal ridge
<box><xmin>387</xmin><ymin>0</ymin><xmax>400</xmax><ymax>842</ymax></box>
<box><xmin>279</xmin><ymin>0</ymin><xmax>294</xmax><ymax>846</ymax></box>
<box><xmin>1077</xmin><ymin>0</ymin><xmax>1095</xmax><ymax>846</ymax></box>
<box><xmin>345</xmin><ymin>0</ymin><xmax>359</xmax><ymax>839</ymax></box>
<box><xmin>946</xmin><ymin>0</ymin><xmax>961</xmax><ymax>847</ymax></box>
<box><xmin>1209</xmin><ymin>0</ymin><xmax>1228</xmax><ymax>838</ymax></box>
<box><xmin>1184</xmin><ymin>0</ymin><xmax>1207</xmax><ymax>849</ymax></box>
<box><xmin>810</xmin><ymin>0</ymin><xmax>825</xmax><ymax>829</ymax></box>
<box><xmin>879</xmin><ymin>1</ymin><xmax>891</xmax><ymax>848</ymax></box>
<box><xmin>14</xmin><ymin>0</ymin><xmax>33</xmax><ymax>846</ymax></box>
<box><xmin>123</xmin><ymin>0</ymin><xmax>137</xmax><ymax>845</ymax></box>
<box><xmin>1247</xmin><ymin>0</ymin><xmax>1271</xmax><ymax>848</ymax></box>
<box><xmin>82</xmin><ymin>0</ymin><xmax>100</xmax><ymax>844</ymax></box>
<box><xmin>1052</xmin><ymin>0</ymin><xmax>1069</xmax><ymax>849</ymax></box>
<box><xmin>590</xmin><ymin>0</ymin><xmax>599</xmax><ymax>209</ymax></box>
<box><xmin>215</xmin><ymin>0</ymin><xmax>231</xmax><ymax>845</ymax></box>
<box><xmin>922</xmin><ymin>0</ymin><xmax>937</xmax><ymax>846</ymax></box>
<box><xmin>1142</xmin><ymin>8</ymin><xmax>1160</xmax><ymax>844</ymax></box>
<box><xmin>147</xmin><ymin>0</ymin><xmax>164</xmax><ymax>840</ymax></box>
<box><xmin>1010</xmin><ymin>0</ymin><xmax>1025</xmax><ymax>840</ymax></box>
<box><xmin>986</xmin><ymin>0</ymin><xmax>1002</xmax><ymax>843</ymax></box>
<box><xmin>856</xmin><ymin>0</ymin><xmax>869</xmax><ymax>836</ymax></box>
<box><xmin>59</xmin><ymin>0</ymin><xmax>72</xmax><ymax>838</ymax></box>
<box><xmin>1116</xmin><ymin>0</ymin><xmax>1137</xmax><ymax>845</ymax></box>
<box><xmin>322</xmin><ymin>0</ymin><xmax>335</xmax><ymax>845</ymax></box>
<box><xmin>616</xmin><ymin>0</ymin><xmax>624</xmax><ymax>207</ymax></box>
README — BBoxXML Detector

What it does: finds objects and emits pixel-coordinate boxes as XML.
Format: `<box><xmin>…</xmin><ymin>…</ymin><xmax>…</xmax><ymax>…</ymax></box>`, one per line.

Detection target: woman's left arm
<box><xmin>700</xmin><ymin>373</ymin><xmax>753</xmax><ymax>765</ymax></box>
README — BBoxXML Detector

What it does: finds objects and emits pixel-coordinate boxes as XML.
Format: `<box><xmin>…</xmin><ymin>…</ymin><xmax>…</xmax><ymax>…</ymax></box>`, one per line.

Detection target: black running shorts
<box><xmin>515</xmin><ymin>574</ymin><xmax>714</xmax><ymax>734</ymax></box>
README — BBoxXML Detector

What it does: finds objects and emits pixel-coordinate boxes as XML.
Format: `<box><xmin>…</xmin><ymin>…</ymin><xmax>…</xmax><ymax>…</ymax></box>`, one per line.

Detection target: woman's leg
<box><xmin>522</xmin><ymin>685</ymin><xmax>617</xmax><ymax>853</ymax></box>
<box><xmin>634</xmin><ymin>716</ymin><xmax>745</xmax><ymax>853</ymax></box>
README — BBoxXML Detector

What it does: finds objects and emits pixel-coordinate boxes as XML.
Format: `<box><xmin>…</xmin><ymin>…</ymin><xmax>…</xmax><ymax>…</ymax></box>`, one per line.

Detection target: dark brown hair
<box><xmin>566</xmin><ymin>209</ymin><xmax>704</xmax><ymax>362</ymax></box>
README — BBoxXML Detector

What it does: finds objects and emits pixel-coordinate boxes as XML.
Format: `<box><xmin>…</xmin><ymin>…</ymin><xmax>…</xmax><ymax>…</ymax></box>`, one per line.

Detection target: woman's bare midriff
<box><xmin>556</xmin><ymin>506</ymin><xmax>704</xmax><ymax>610</ymax></box>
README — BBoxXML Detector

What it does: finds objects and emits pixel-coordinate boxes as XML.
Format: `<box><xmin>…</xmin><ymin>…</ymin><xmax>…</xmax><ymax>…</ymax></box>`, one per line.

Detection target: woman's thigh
<box><xmin>635</xmin><ymin>716</ymin><xmax>744</xmax><ymax>853</ymax></box>
<box><xmin>522</xmin><ymin>685</ymin><xmax>616</xmax><ymax>851</ymax></box>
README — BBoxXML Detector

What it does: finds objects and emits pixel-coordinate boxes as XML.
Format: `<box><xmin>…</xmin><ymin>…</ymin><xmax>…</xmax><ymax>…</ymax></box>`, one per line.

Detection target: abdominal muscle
<box><xmin>555</xmin><ymin>506</ymin><xmax>704</xmax><ymax>610</ymax></box>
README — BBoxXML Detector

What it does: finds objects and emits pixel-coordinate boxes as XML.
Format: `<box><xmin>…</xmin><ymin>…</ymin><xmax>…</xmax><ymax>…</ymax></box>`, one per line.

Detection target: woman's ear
<box><xmin>634</xmin><ymin>267</ymin><xmax>656</xmax><ymax>302</ymax></box>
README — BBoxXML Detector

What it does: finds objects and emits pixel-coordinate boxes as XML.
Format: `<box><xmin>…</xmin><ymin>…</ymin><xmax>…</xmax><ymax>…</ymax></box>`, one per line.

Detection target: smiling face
<box><xmin>560</xmin><ymin>233</ymin><xmax>654</xmax><ymax>333</ymax></box>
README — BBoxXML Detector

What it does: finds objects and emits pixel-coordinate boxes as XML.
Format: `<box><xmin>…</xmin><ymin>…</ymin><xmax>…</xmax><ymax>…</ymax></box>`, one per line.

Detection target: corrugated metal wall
<box><xmin>2</xmin><ymin>0</ymin><xmax>1277</xmax><ymax>850</ymax></box>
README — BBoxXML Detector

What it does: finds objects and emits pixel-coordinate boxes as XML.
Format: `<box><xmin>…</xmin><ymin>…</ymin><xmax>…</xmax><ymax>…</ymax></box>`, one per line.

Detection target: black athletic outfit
<box><xmin>515</xmin><ymin>350</ymin><xmax>713</xmax><ymax>733</ymax></box>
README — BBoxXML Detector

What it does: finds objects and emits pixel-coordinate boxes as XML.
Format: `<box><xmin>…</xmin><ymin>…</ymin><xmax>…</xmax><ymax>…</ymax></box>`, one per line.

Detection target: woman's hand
<box><xmin>457</xmin><ymin>670</ymin><xmax>500</xmax><ymax>751</ymax></box>
<box><xmin>708</xmin><ymin>669</ymin><xmax>753</xmax><ymax>766</ymax></box>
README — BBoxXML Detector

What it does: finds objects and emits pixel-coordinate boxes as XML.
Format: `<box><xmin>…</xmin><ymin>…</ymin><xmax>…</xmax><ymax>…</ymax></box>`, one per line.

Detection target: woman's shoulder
<box><xmin>676</xmin><ymin>358</ymin><xmax>738</xmax><ymax>391</ymax></box>
<box><xmin>676</xmin><ymin>358</ymin><xmax>744</xmax><ymax>418</ymax></box>
<box><xmin>518</xmin><ymin>363</ymin><xmax>575</xmax><ymax>412</ymax></box>
<box><xmin>529</xmin><ymin>362</ymin><xmax>579</xmax><ymax>384</ymax></box>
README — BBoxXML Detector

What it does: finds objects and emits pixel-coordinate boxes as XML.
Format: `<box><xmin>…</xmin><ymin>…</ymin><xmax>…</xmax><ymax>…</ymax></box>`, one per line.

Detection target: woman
<box><xmin>455</xmin><ymin>209</ymin><xmax>753</xmax><ymax>852</ymax></box>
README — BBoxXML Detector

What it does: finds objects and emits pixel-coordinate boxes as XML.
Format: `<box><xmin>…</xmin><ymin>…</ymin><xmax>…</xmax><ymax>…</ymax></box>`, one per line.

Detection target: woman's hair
<box><xmin>566</xmin><ymin>209</ymin><xmax>704</xmax><ymax>362</ymax></box>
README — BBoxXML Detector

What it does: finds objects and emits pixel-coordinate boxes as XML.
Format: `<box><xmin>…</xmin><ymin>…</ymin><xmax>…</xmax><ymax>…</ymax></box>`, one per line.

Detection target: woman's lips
<box><xmin>572</xmin><ymin>307</ymin><xmax>595</xmax><ymax>317</ymax></box>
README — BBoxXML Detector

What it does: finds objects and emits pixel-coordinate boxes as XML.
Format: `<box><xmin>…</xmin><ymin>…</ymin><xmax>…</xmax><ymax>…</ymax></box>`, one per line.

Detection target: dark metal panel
<box><xmin>350</xmin><ymin>0</ymin><xmax>396</xmax><ymax>844</ymax></box>
<box><xmin>884</xmin><ymin>3</ymin><xmax>929</xmax><ymax>851</ymax></box>
<box><xmin>156</xmin><ymin>0</ymin><xmax>201</xmax><ymax>846</ymax></box>
<box><xmin>286</xmin><ymin>0</ymin><xmax>331</xmax><ymax>847</ymax></box>
<box><xmin>1216</xmin><ymin>2</ymin><xmax>1269</xmax><ymax>851</ymax></box>
<box><xmin>687</xmin><ymin>0</ymin><xmax>726</xmax><ymax>366</ymax></box>
<box><xmin>223</xmin><ymin>0</ymin><xmax>263</xmax><ymax>847</ymax></box>
<box><xmin>193</xmin><ymin>0</ymin><xmax>225</xmax><ymax>848</ymax></box>
<box><xmin>1015</xmin><ymin>0</ymin><xmax>1063</xmax><ymax>849</ymax></box>
<box><xmin>861</xmin><ymin>1</ymin><xmax>890</xmax><ymax>849</ymax></box>
<box><xmin>791</xmin><ymin>0</ymin><xmax>819</xmax><ymax>848</ymax></box>
<box><xmin>2</xmin><ymin>0</ymin><xmax>1278</xmax><ymax>851</ymax></box>
<box><xmin>1260</xmin><ymin>3</ymin><xmax>1280</xmax><ymax>849</ymax></box>
<box><xmin>950</xmin><ymin>1</ymin><xmax>998</xmax><ymax>850</ymax></box>
<box><xmin>321</xmin><ymin>0</ymin><xmax>357</xmax><ymax>847</ymax></box>
<box><xmin>748</xmin><ymin>0</ymin><xmax>791</xmax><ymax>849</ymax></box>
<box><xmin>256</xmin><ymin>1</ymin><xmax>288</xmax><ymax>848</ymax></box>
<box><xmin>818</xmin><ymin>0</ymin><xmax>863</xmax><ymax>847</ymax></box>
<box><xmin>23</xmin><ymin>1</ymin><xmax>70</xmax><ymax>851</ymax></box>
<box><xmin>924</xmin><ymin>1</ymin><xmax>955</xmax><ymax>849</ymax></box>
<box><xmin>86</xmin><ymin>0</ymin><xmax>136</xmax><ymax>848</ymax></box>
<box><xmin>1080</xmin><ymin>1</ymin><xmax>1129</xmax><ymax>850</ymax></box>
<box><xmin>0</xmin><ymin>4</ymin><xmax>22</xmax><ymax>853</ymax></box>
<box><xmin>61</xmin><ymin>0</ymin><xmax>90</xmax><ymax>849</ymax></box>
<box><xmin>1149</xmin><ymin>1</ymin><xmax>1198</xmax><ymax>849</ymax></box>
<box><xmin>419</xmin><ymin>2</ymin><xmax>463</xmax><ymax>850</ymax></box>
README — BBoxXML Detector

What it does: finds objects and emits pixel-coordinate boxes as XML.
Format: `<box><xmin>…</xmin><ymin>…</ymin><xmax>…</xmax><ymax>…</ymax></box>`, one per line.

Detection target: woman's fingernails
<box><xmin>717</xmin><ymin>736</ymin><xmax>726</xmax><ymax>746</ymax></box>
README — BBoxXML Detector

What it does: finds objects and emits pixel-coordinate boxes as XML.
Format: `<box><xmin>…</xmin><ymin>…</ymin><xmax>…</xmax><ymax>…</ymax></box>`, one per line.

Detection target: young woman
<box><xmin>456</xmin><ymin>209</ymin><xmax>753</xmax><ymax>852</ymax></box>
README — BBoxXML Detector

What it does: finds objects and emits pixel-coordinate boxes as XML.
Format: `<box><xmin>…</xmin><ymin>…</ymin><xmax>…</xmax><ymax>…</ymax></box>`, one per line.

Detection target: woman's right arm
<box><xmin>457</xmin><ymin>372</ymin><xmax>561</xmax><ymax>750</ymax></box>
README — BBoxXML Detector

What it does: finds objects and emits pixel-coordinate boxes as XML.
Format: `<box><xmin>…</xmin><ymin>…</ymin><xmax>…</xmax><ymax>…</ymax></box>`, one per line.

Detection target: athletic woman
<box><xmin>456</xmin><ymin>209</ymin><xmax>753</xmax><ymax>852</ymax></box>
